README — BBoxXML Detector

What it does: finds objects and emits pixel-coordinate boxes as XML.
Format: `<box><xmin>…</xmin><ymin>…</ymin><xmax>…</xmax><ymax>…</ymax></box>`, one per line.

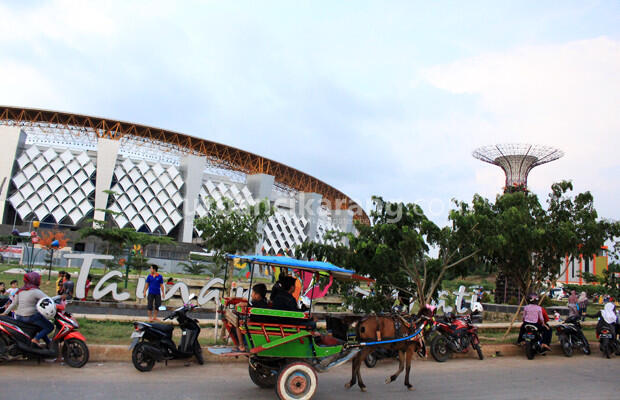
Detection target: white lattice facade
<box><xmin>9</xmin><ymin>146</ymin><xmax>95</xmax><ymax>225</ymax></box>
<box><xmin>108</xmin><ymin>158</ymin><xmax>184</xmax><ymax>234</ymax></box>
<box><xmin>2</xmin><ymin>127</ymin><xmax>354</xmax><ymax>248</ymax></box>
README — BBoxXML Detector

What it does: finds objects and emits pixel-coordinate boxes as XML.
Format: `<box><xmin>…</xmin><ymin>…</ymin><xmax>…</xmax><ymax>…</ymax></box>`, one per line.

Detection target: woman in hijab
<box><xmin>1</xmin><ymin>272</ymin><xmax>54</xmax><ymax>346</ymax></box>
<box><xmin>588</xmin><ymin>302</ymin><xmax>619</xmax><ymax>341</ymax></box>
<box><xmin>578</xmin><ymin>292</ymin><xmax>588</xmax><ymax>321</ymax></box>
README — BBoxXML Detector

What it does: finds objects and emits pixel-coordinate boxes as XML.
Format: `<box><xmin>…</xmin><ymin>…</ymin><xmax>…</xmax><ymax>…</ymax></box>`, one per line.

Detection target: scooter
<box><xmin>130</xmin><ymin>297</ymin><xmax>203</xmax><ymax>371</ymax></box>
<box><xmin>556</xmin><ymin>315</ymin><xmax>590</xmax><ymax>357</ymax></box>
<box><xmin>0</xmin><ymin>298</ymin><xmax>89</xmax><ymax>368</ymax></box>
<box><xmin>597</xmin><ymin>322</ymin><xmax>620</xmax><ymax>359</ymax></box>
<box><xmin>522</xmin><ymin>323</ymin><xmax>549</xmax><ymax>360</ymax></box>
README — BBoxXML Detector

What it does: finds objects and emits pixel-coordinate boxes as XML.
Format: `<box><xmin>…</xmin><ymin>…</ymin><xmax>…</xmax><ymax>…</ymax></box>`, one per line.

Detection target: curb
<box><xmin>88</xmin><ymin>342</ymin><xmax>601</xmax><ymax>364</ymax></box>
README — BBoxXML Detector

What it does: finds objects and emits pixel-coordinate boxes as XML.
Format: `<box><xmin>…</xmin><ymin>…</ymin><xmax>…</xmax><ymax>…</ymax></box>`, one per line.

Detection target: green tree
<box><xmin>178</xmin><ymin>261</ymin><xmax>207</xmax><ymax>276</ymax></box>
<box><xmin>299</xmin><ymin>197</ymin><xmax>480</xmax><ymax>313</ymax></box>
<box><xmin>461</xmin><ymin>181</ymin><xmax>620</xmax><ymax>297</ymax></box>
<box><xmin>194</xmin><ymin>197</ymin><xmax>273</xmax><ymax>278</ymax></box>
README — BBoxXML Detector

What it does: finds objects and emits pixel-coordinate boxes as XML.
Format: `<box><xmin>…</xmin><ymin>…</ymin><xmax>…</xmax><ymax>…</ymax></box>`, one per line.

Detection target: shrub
<box><xmin>507</xmin><ymin>296</ymin><xmax>518</xmax><ymax>305</ymax></box>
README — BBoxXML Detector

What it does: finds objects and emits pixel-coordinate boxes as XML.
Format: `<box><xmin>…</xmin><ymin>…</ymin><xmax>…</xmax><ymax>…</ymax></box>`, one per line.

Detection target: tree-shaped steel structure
<box><xmin>472</xmin><ymin>144</ymin><xmax>563</xmax><ymax>191</ymax></box>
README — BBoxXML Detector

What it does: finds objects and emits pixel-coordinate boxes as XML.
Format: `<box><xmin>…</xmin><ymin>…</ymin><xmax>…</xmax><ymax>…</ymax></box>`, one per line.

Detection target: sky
<box><xmin>1</xmin><ymin>1</ymin><xmax>619</xmax><ymax>225</ymax></box>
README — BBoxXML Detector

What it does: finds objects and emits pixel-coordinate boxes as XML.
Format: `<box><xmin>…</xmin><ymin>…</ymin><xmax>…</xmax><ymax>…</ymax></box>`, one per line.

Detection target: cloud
<box><xmin>417</xmin><ymin>37</ymin><xmax>620</xmax><ymax>217</ymax></box>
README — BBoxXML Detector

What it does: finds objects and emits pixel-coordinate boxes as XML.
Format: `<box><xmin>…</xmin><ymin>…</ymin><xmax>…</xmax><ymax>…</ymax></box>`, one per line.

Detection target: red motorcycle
<box><xmin>0</xmin><ymin>299</ymin><xmax>89</xmax><ymax>367</ymax></box>
<box><xmin>429</xmin><ymin>313</ymin><xmax>483</xmax><ymax>362</ymax></box>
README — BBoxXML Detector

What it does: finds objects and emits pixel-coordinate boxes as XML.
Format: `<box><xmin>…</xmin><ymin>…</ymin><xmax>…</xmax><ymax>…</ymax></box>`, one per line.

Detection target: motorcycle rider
<box><xmin>516</xmin><ymin>293</ymin><xmax>551</xmax><ymax>351</ymax></box>
<box><xmin>1</xmin><ymin>272</ymin><xmax>54</xmax><ymax>346</ymax></box>
<box><xmin>588</xmin><ymin>302</ymin><xmax>619</xmax><ymax>340</ymax></box>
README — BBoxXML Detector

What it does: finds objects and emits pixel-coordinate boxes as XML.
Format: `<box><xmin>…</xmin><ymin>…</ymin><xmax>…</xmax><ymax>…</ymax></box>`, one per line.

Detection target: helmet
<box><xmin>527</xmin><ymin>293</ymin><xmax>539</xmax><ymax>304</ymax></box>
<box><xmin>36</xmin><ymin>297</ymin><xmax>56</xmax><ymax>319</ymax></box>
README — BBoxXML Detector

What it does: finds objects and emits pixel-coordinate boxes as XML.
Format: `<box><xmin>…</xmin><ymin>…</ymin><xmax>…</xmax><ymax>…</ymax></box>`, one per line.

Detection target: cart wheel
<box><xmin>275</xmin><ymin>362</ymin><xmax>318</xmax><ymax>400</ymax></box>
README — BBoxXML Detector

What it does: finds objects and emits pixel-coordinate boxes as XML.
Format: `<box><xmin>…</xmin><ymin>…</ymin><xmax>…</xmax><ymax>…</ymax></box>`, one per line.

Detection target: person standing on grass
<box><xmin>578</xmin><ymin>291</ymin><xmax>588</xmax><ymax>321</ymax></box>
<box><xmin>56</xmin><ymin>271</ymin><xmax>66</xmax><ymax>295</ymax></box>
<box><xmin>62</xmin><ymin>273</ymin><xmax>74</xmax><ymax>301</ymax></box>
<box><xmin>144</xmin><ymin>264</ymin><xmax>164</xmax><ymax>322</ymax></box>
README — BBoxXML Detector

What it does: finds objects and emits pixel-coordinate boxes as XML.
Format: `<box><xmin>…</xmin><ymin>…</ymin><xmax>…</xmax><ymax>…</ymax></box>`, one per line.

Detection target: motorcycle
<box><xmin>0</xmin><ymin>298</ymin><xmax>89</xmax><ymax>367</ymax></box>
<box><xmin>556</xmin><ymin>315</ymin><xmax>590</xmax><ymax>357</ymax></box>
<box><xmin>364</xmin><ymin>347</ymin><xmax>399</xmax><ymax>368</ymax></box>
<box><xmin>597</xmin><ymin>322</ymin><xmax>620</xmax><ymax>359</ymax></box>
<box><xmin>430</xmin><ymin>313</ymin><xmax>483</xmax><ymax>362</ymax></box>
<box><xmin>522</xmin><ymin>323</ymin><xmax>550</xmax><ymax>360</ymax></box>
<box><xmin>129</xmin><ymin>297</ymin><xmax>203</xmax><ymax>371</ymax></box>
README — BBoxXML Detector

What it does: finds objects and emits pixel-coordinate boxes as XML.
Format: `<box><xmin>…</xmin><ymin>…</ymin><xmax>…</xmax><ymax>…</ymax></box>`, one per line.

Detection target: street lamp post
<box><xmin>48</xmin><ymin>239</ymin><xmax>59</xmax><ymax>281</ymax></box>
<box><xmin>27</xmin><ymin>220</ymin><xmax>40</xmax><ymax>272</ymax></box>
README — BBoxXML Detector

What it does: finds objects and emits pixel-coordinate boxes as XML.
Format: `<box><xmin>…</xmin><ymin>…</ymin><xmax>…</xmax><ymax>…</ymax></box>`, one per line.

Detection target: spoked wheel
<box><xmin>364</xmin><ymin>351</ymin><xmax>377</xmax><ymax>368</ymax></box>
<box><xmin>63</xmin><ymin>339</ymin><xmax>89</xmax><ymax>368</ymax></box>
<box><xmin>275</xmin><ymin>362</ymin><xmax>318</xmax><ymax>400</ymax></box>
<box><xmin>132</xmin><ymin>342</ymin><xmax>155</xmax><ymax>372</ymax></box>
<box><xmin>430</xmin><ymin>335</ymin><xmax>451</xmax><ymax>362</ymax></box>
<box><xmin>194</xmin><ymin>342</ymin><xmax>204</xmax><ymax>365</ymax></box>
<box><xmin>249</xmin><ymin>362</ymin><xmax>277</xmax><ymax>388</ymax></box>
<box><xmin>473</xmin><ymin>343</ymin><xmax>484</xmax><ymax>360</ymax></box>
<box><xmin>525</xmin><ymin>341</ymin><xmax>535</xmax><ymax>360</ymax></box>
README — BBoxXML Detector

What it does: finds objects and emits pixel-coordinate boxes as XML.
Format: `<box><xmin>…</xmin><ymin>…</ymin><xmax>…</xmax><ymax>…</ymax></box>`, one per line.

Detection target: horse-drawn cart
<box><xmin>208</xmin><ymin>255</ymin><xmax>431</xmax><ymax>399</ymax></box>
<box><xmin>208</xmin><ymin>255</ymin><xmax>364</xmax><ymax>400</ymax></box>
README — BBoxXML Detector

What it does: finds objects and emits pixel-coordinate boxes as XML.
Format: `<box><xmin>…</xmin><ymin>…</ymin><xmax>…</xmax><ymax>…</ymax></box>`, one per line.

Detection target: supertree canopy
<box><xmin>472</xmin><ymin>144</ymin><xmax>564</xmax><ymax>192</ymax></box>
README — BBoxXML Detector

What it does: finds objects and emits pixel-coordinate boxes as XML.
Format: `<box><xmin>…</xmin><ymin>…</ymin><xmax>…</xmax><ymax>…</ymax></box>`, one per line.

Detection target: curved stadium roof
<box><xmin>0</xmin><ymin>105</ymin><xmax>368</xmax><ymax>224</ymax></box>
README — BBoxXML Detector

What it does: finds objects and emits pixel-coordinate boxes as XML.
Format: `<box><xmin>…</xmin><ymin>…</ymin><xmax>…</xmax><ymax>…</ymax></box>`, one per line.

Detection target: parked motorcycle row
<box><xmin>1</xmin><ymin>296</ymin><xmax>619</xmax><ymax>370</ymax></box>
<box><xmin>366</xmin><ymin>311</ymin><xmax>620</xmax><ymax>366</ymax></box>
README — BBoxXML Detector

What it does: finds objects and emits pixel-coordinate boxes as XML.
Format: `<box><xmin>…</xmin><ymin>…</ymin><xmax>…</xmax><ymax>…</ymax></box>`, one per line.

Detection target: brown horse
<box><xmin>345</xmin><ymin>312</ymin><xmax>431</xmax><ymax>392</ymax></box>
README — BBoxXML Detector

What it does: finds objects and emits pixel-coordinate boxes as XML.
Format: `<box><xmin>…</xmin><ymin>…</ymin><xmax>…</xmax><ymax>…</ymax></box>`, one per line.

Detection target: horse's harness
<box><xmin>372</xmin><ymin>312</ymin><xmax>421</xmax><ymax>342</ymax></box>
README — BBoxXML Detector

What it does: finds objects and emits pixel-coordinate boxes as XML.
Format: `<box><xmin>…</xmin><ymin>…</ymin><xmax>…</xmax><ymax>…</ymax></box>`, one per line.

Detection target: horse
<box><xmin>345</xmin><ymin>309</ymin><xmax>432</xmax><ymax>392</ymax></box>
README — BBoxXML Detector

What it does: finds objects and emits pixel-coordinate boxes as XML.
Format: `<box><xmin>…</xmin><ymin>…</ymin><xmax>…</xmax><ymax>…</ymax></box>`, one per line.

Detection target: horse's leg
<box><xmin>356</xmin><ymin>347</ymin><xmax>369</xmax><ymax>392</ymax></box>
<box><xmin>404</xmin><ymin>345</ymin><xmax>415</xmax><ymax>391</ymax></box>
<box><xmin>345</xmin><ymin>352</ymin><xmax>360</xmax><ymax>389</ymax></box>
<box><xmin>386</xmin><ymin>348</ymin><xmax>405</xmax><ymax>384</ymax></box>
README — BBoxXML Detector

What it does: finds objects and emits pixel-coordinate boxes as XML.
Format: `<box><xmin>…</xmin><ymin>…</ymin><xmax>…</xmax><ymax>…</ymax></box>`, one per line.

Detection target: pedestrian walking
<box><xmin>144</xmin><ymin>264</ymin><xmax>164</xmax><ymax>322</ymax></box>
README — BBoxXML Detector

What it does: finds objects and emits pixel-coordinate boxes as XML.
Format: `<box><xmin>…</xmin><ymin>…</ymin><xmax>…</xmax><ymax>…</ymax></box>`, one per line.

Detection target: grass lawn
<box><xmin>76</xmin><ymin>319</ymin><xmax>224</xmax><ymax>346</ymax></box>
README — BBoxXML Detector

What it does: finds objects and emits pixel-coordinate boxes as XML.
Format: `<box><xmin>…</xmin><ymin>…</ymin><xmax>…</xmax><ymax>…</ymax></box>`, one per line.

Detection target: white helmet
<box><xmin>36</xmin><ymin>297</ymin><xmax>56</xmax><ymax>319</ymax></box>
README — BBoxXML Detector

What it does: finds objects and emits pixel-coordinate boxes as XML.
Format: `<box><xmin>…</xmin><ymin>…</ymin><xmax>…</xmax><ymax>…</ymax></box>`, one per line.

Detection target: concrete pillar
<box><xmin>178</xmin><ymin>154</ymin><xmax>206</xmax><ymax>243</ymax></box>
<box><xmin>245</xmin><ymin>173</ymin><xmax>275</xmax><ymax>202</ymax></box>
<box><xmin>93</xmin><ymin>138</ymin><xmax>121</xmax><ymax>225</ymax></box>
<box><xmin>245</xmin><ymin>174</ymin><xmax>275</xmax><ymax>254</ymax></box>
<box><xmin>297</xmin><ymin>192</ymin><xmax>322</xmax><ymax>243</ymax></box>
<box><xmin>333</xmin><ymin>208</ymin><xmax>354</xmax><ymax>233</ymax></box>
<box><xmin>0</xmin><ymin>127</ymin><xmax>26</xmax><ymax>223</ymax></box>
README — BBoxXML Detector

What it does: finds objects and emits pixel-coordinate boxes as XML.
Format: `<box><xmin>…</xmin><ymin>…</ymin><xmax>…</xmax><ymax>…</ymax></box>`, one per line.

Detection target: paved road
<box><xmin>0</xmin><ymin>356</ymin><xmax>618</xmax><ymax>399</ymax></box>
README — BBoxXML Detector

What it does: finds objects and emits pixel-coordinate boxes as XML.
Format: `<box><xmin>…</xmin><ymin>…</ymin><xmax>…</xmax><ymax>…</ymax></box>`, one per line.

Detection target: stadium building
<box><xmin>0</xmin><ymin>106</ymin><xmax>366</xmax><ymax>259</ymax></box>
